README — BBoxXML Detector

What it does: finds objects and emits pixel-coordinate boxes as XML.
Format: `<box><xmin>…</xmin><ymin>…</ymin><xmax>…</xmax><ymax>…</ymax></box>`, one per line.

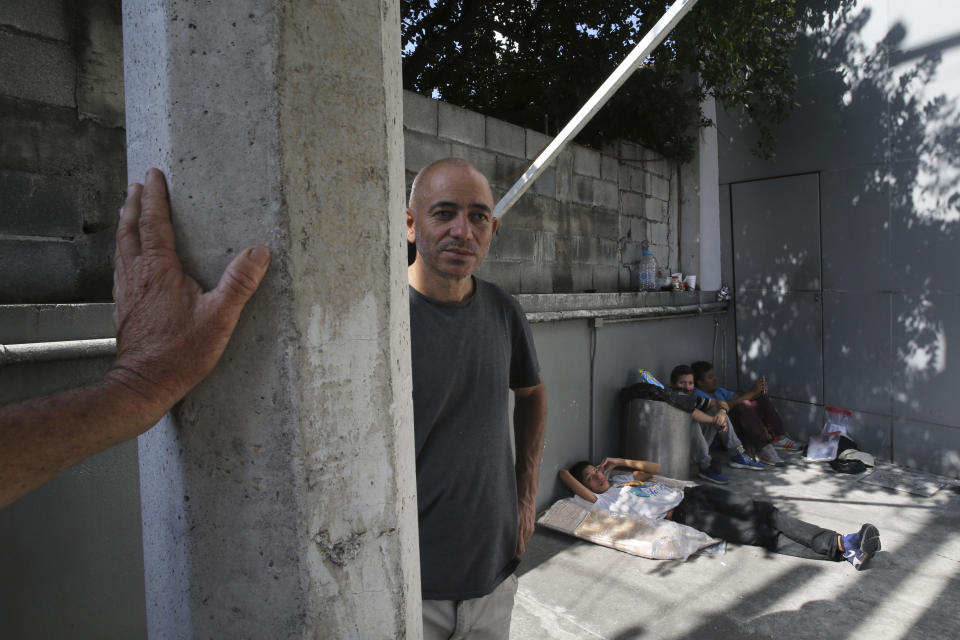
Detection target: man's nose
<box><xmin>448</xmin><ymin>212</ymin><xmax>472</xmax><ymax>238</ymax></box>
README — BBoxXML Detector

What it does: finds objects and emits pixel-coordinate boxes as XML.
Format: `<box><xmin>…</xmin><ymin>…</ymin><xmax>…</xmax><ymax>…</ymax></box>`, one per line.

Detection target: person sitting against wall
<box><xmin>558</xmin><ymin>457</ymin><xmax>880</xmax><ymax>570</ymax></box>
<box><xmin>691</xmin><ymin>361</ymin><xmax>800</xmax><ymax>467</ymax></box>
<box><xmin>669</xmin><ymin>365</ymin><xmax>765</xmax><ymax>484</ymax></box>
<box><xmin>0</xmin><ymin>168</ymin><xmax>270</xmax><ymax>509</ymax></box>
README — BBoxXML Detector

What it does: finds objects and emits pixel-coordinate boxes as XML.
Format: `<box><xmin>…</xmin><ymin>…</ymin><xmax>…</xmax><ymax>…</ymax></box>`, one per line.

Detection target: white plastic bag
<box><xmin>537</xmin><ymin>497</ymin><xmax>722</xmax><ymax>561</ymax></box>
<box><xmin>805</xmin><ymin>407</ymin><xmax>851</xmax><ymax>461</ymax></box>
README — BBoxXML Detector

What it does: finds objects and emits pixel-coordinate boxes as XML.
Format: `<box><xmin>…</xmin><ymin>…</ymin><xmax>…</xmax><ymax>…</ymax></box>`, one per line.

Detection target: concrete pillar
<box><xmin>679</xmin><ymin>94</ymin><xmax>723</xmax><ymax>290</ymax></box>
<box><xmin>123</xmin><ymin>2</ymin><xmax>420</xmax><ymax>638</ymax></box>
<box><xmin>698</xmin><ymin>96</ymin><xmax>723</xmax><ymax>290</ymax></box>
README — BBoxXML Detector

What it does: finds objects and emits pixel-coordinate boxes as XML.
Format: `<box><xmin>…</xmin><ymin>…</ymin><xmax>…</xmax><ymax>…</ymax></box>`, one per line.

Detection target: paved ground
<box><xmin>513</xmin><ymin>452</ymin><xmax>960</xmax><ymax>640</ymax></box>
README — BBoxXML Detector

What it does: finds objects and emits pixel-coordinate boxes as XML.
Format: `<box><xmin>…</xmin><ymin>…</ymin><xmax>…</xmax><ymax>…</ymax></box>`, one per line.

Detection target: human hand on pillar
<box><xmin>106</xmin><ymin>168</ymin><xmax>271</xmax><ymax>420</ymax></box>
<box><xmin>0</xmin><ymin>168</ymin><xmax>270</xmax><ymax>509</ymax></box>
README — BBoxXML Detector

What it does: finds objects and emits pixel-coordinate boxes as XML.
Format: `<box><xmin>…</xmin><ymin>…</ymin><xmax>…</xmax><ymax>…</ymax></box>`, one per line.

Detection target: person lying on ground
<box><xmin>558</xmin><ymin>457</ymin><xmax>880</xmax><ymax>570</ymax></box>
<box><xmin>691</xmin><ymin>361</ymin><xmax>801</xmax><ymax>467</ymax></box>
<box><xmin>669</xmin><ymin>364</ymin><xmax>765</xmax><ymax>484</ymax></box>
<box><xmin>0</xmin><ymin>168</ymin><xmax>270</xmax><ymax>509</ymax></box>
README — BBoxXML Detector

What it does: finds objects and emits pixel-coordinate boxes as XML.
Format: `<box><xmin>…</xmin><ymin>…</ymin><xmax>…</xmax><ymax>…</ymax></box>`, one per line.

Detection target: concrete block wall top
<box><xmin>438</xmin><ymin>101</ymin><xmax>485</xmax><ymax>147</ymax></box>
<box><xmin>403</xmin><ymin>91</ymin><xmax>438</xmax><ymax>135</ymax></box>
<box><xmin>486</xmin><ymin>117</ymin><xmax>525</xmax><ymax>158</ymax></box>
<box><xmin>573</xmin><ymin>145</ymin><xmax>602</xmax><ymax>178</ymax></box>
<box><xmin>526</xmin><ymin>129</ymin><xmax>553</xmax><ymax>160</ymax></box>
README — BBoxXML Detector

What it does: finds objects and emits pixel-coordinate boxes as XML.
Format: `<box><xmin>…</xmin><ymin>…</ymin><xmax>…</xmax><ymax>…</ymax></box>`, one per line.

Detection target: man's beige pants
<box><xmin>422</xmin><ymin>574</ymin><xmax>519</xmax><ymax>640</ymax></box>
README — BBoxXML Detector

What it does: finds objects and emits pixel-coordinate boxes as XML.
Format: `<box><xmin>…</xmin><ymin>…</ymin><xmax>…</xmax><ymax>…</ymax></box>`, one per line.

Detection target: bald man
<box><xmin>407</xmin><ymin>158</ymin><xmax>547</xmax><ymax>638</ymax></box>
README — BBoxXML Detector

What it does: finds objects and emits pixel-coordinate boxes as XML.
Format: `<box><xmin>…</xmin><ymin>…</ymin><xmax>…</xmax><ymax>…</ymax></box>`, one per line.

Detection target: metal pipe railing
<box><xmin>0</xmin><ymin>338</ymin><xmax>117</xmax><ymax>365</ymax></box>
<box><xmin>525</xmin><ymin>301</ymin><xmax>726</xmax><ymax>324</ymax></box>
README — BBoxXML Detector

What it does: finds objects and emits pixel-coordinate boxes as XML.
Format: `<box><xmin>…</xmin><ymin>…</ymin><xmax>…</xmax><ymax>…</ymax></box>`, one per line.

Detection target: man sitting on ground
<box><xmin>691</xmin><ymin>361</ymin><xmax>800</xmax><ymax>466</ymax></box>
<box><xmin>669</xmin><ymin>365</ymin><xmax>764</xmax><ymax>484</ymax></box>
<box><xmin>558</xmin><ymin>457</ymin><xmax>880</xmax><ymax>570</ymax></box>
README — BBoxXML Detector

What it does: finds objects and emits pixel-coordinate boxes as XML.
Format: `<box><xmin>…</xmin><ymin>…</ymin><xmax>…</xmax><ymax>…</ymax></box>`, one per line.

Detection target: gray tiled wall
<box><xmin>719</xmin><ymin>0</ymin><xmax>960</xmax><ymax>477</ymax></box>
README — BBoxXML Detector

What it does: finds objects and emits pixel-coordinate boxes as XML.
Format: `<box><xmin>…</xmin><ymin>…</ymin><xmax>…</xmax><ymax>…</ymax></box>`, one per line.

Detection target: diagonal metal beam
<box><xmin>493</xmin><ymin>0</ymin><xmax>701</xmax><ymax>219</ymax></box>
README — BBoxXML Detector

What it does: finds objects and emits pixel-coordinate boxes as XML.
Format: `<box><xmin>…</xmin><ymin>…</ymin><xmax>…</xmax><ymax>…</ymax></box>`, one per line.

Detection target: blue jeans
<box><xmin>691</xmin><ymin>414</ymin><xmax>744</xmax><ymax>469</ymax></box>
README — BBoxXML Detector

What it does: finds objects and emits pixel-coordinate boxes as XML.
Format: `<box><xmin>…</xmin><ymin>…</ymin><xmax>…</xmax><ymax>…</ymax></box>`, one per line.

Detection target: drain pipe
<box><xmin>589</xmin><ymin>320</ymin><xmax>599</xmax><ymax>462</ymax></box>
<box><xmin>493</xmin><ymin>0</ymin><xmax>701</xmax><ymax>219</ymax></box>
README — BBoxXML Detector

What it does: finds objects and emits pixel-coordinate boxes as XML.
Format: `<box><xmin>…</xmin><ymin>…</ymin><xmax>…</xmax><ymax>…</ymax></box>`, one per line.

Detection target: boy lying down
<box><xmin>558</xmin><ymin>457</ymin><xmax>880</xmax><ymax>569</ymax></box>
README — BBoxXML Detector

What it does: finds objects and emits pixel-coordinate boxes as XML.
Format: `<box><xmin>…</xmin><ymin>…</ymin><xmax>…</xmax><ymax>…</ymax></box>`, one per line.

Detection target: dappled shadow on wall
<box><xmin>739</xmin><ymin>2</ymin><xmax>959</xmax><ymax>432</ymax></box>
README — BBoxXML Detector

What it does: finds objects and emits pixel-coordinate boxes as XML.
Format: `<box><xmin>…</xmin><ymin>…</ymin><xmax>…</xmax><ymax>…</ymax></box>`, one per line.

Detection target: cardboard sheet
<box><xmin>537</xmin><ymin>498</ymin><xmax>722</xmax><ymax>561</ymax></box>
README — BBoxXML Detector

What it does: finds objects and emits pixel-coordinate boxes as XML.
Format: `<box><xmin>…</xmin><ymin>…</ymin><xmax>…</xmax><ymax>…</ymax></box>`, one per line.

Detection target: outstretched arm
<box><xmin>598</xmin><ymin>457</ymin><xmax>660</xmax><ymax>480</ymax></box>
<box><xmin>691</xmin><ymin>408</ymin><xmax>715</xmax><ymax>424</ymax></box>
<box><xmin>514</xmin><ymin>378</ymin><xmax>546</xmax><ymax>555</ymax></box>
<box><xmin>691</xmin><ymin>408</ymin><xmax>729</xmax><ymax>431</ymax></box>
<box><xmin>0</xmin><ymin>168</ymin><xmax>270</xmax><ymax>509</ymax></box>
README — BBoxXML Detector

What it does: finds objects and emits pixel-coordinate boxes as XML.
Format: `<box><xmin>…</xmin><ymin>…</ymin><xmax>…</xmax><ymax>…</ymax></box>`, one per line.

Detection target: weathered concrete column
<box><xmin>679</xmin><ymin>95</ymin><xmax>722</xmax><ymax>289</ymax></box>
<box><xmin>123</xmin><ymin>2</ymin><xmax>420</xmax><ymax>638</ymax></box>
<box><xmin>697</xmin><ymin>96</ymin><xmax>722</xmax><ymax>291</ymax></box>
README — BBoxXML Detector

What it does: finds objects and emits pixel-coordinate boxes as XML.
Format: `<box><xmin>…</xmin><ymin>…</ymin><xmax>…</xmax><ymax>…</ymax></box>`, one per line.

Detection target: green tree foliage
<box><xmin>402</xmin><ymin>0</ymin><xmax>801</xmax><ymax>162</ymax></box>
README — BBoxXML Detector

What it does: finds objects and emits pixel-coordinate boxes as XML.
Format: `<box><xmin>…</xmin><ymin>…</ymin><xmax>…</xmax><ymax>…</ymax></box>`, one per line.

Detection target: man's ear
<box><xmin>406</xmin><ymin>207</ymin><xmax>416</xmax><ymax>244</ymax></box>
<box><xmin>491</xmin><ymin>216</ymin><xmax>499</xmax><ymax>235</ymax></box>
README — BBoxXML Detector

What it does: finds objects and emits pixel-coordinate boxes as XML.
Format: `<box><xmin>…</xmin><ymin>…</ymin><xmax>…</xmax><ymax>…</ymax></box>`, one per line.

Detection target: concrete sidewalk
<box><xmin>513</xmin><ymin>452</ymin><xmax>960</xmax><ymax>639</ymax></box>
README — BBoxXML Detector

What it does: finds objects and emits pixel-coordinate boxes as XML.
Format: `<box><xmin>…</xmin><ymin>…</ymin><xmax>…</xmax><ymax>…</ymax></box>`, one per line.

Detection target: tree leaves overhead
<box><xmin>402</xmin><ymin>0</ymin><xmax>802</xmax><ymax>162</ymax></box>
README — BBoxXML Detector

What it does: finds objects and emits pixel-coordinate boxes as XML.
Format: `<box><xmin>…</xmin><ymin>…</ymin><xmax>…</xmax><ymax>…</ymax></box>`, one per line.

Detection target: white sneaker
<box><xmin>757</xmin><ymin>444</ymin><xmax>785</xmax><ymax>467</ymax></box>
<box><xmin>771</xmin><ymin>435</ymin><xmax>800</xmax><ymax>451</ymax></box>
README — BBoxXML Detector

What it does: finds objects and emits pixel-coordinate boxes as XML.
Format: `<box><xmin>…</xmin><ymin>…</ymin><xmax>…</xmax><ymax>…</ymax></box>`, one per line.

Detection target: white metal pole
<box><xmin>493</xmin><ymin>0</ymin><xmax>701</xmax><ymax>219</ymax></box>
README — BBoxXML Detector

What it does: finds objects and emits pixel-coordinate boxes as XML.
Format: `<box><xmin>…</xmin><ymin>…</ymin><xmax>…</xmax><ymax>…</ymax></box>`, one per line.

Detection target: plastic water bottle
<box><xmin>636</xmin><ymin>249</ymin><xmax>658</xmax><ymax>291</ymax></box>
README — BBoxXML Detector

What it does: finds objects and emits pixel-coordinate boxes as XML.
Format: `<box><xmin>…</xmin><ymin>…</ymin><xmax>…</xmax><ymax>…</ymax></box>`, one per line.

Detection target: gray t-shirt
<box><xmin>410</xmin><ymin>277</ymin><xmax>540</xmax><ymax>600</ymax></box>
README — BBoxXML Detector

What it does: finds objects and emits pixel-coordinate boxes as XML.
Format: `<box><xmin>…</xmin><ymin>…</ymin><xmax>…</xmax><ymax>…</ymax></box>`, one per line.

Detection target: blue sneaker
<box><xmin>698</xmin><ymin>465</ymin><xmax>729</xmax><ymax>485</ymax></box>
<box><xmin>841</xmin><ymin>523</ymin><xmax>880</xmax><ymax>570</ymax></box>
<box><xmin>729</xmin><ymin>452</ymin><xmax>765</xmax><ymax>471</ymax></box>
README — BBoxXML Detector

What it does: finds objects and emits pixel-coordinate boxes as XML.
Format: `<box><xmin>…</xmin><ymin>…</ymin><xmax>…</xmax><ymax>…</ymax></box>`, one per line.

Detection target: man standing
<box><xmin>407</xmin><ymin>158</ymin><xmax>547</xmax><ymax>638</ymax></box>
<box><xmin>691</xmin><ymin>361</ymin><xmax>798</xmax><ymax>466</ymax></box>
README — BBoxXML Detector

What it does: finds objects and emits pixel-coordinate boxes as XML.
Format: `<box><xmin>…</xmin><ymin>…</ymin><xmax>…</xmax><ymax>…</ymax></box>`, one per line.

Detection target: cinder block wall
<box><xmin>0</xmin><ymin>0</ymin><xmax>125</xmax><ymax>303</ymax></box>
<box><xmin>403</xmin><ymin>91</ymin><xmax>678</xmax><ymax>294</ymax></box>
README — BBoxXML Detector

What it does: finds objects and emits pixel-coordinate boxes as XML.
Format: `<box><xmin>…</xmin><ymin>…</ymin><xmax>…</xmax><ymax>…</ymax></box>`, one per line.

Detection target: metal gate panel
<box><xmin>731</xmin><ymin>174</ymin><xmax>823</xmax><ymax>405</ymax></box>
